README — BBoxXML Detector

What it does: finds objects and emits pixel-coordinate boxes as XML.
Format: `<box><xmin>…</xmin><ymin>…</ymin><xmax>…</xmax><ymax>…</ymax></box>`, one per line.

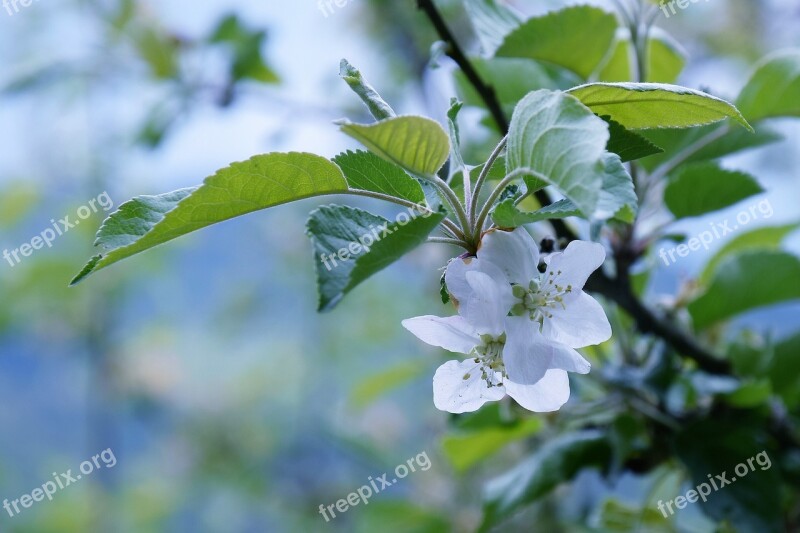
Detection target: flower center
<box><xmin>510</xmin><ymin>270</ymin><xmax>573</xmax><ymax>323</ymax></box>
<box><xmin>465</xmin><ymin>333</ymin><xmax>507</xmax><ymax>387</ymax></box>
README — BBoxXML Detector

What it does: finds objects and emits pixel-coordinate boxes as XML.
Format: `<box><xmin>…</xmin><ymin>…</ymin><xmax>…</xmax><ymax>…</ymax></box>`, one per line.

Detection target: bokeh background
<box><xmin>1</xmin><ymin>0</ymin><xmax>798</xmax><ymax>531</ymax></box>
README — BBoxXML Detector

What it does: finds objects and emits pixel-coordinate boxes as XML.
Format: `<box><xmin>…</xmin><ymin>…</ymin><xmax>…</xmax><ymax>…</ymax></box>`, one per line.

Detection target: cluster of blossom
<box><xmin>403</xmin><ymin>228</ymin><xmax>612</xmax><ymax>413</ymax></box>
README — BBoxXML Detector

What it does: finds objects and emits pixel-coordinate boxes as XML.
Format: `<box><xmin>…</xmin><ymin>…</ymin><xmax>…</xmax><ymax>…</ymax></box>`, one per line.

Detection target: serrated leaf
<box><xmin>338</xmin><ymin>116</ymin><xmax>450</xmax><ymax>178</ymax></box>
<box><xmin>699</xmin><ymin>223</ymin><xmax>800</xmax><ymax>284</ymax></box>
<box><xmin>333</xmin><ymin>150</ymin><xmax>425</xmax><ymax>204</ymax></box>
<box><xmin>71</xmin><ymin>153</ymin><xmax>348</xmax><ymax>285</ymax></box>
<box><xmin>307</xmin><ymin>205</ymin><xmax>445</xmax><ymax>311</ymax></box>
<box><xmin>506</xmin><ymin>90</ymin><xmax>610</xmax><ymax>217</ymax></box>
<box><xmin>496</xmin><ymin>6</ymin><xmax>618</xmax><ymax>79</ymax></box>
<box><xmin>492</xmin><ymin>198</ymin><xmax>580</xmax><ymax>228</ymax></box>
<box><xmin>464</xmin><ymin>0</ymin><xmax>522</xmax><ymax>57</ymax></box>
<box><xmin>602</xmin><ymin>115</ymin><xmax>664</xmax><ymax>162</ymax></box>
<box><xmin>598</xmin><ymin>27</ymin><xmax>686</xmax><ymax>84</ymax></box>
<box><xmin>688</xmin><ymin>251</ymin><xmax>800</xmax><ymax>329</ymax></box>
<box><xmin>443</xmin><ymin>418</ymin><xmax>542</xmax><ymax>472</ymax></box>
<box><xmin>664</xmin><ymin>162</ymin><xmax>763</xmax><ymax>219</ymax></box>
<box><xmin>339</xmin><ymin>59</ymin><xmax>396</xmax><ymax>121</ymax></box>
<box><xmin>568</xmin><ymin>82</ymin><xmax>753</xmax><ymax>131</ymax></box>
<box><xmin>480</xmin><ymin>430</ymin><xmax>611</xmax><ymax>530</ymax></box>
<box><xmin>596</xmin><ymin>153</ymin><xmax>637</xmax><ymax>222</ymax></box>
<box><xmin>737</xmin><ymin>49</ymin><xmax>800</xmax><ymax>122</ymax></box>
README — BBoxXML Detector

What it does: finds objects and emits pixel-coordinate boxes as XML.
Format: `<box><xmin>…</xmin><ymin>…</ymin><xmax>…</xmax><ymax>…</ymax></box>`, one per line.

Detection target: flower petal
<box><xmin>479</xmin><ymin>228</ymin><xmax>540</xmax><ymax>286</ymax></box>
<box><xmin>542</xmin><ymin>291</ymin><xmax>612</xmax><ymax>349</ymax></box>
<box><xmin>545</xmin><ymin>240</ymin><xmax>606</xmax><ymax>290</ymax></box>
<box><xmin>402</xmin><ymin>315</ymin><xmax>480</xmax><ymax>354</ymax></box>
<box><xmin>460</xmin><ymin>271</ymin><xmax>514</xmax><ymax>336</ymax></box>
<box><xmin>502</xmin><ymin>317</ymin><xmax>553</xmax><ymax>385</ymax></box>
<box><xmin>445</xmin><ymin>257</ymin><xmax>509</xmax><ymax>309</ymax></box>
<box><xmin>433</xmin><ymin>359</ymin><xmax>506</xmax><ymax>413</ymax></box>
<box><xmin>504</xmin><ymin>369</ymin><xmax>571</xmax><ymax>412</ymax></box>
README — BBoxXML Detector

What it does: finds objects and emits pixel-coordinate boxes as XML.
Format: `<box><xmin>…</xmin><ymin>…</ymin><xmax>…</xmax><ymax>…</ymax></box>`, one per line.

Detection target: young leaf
<box><xmin>602</xmin><ymin>116</ymin><xmax>664</xmax><ymax>163</ymax></box>
<box><xmin>688</xmin><ymin>251</ymin><xmax>800</xmax><ymax>329</ymax></box>
<box><xmin>307</xmin><ymin>204</ymin><xmax>446</xmax><ymax>311</ymax></box>
<box><xmin>736</xmin><ymin>49</ymin><xmax>800</xmax><ymax>122</ymax></box>
<box><xmin>339</xmin><ymin>59</ymin><xmax>396</xmax><ymax>120</ymax></box>
<box><xmin>506</xmin><ymin>90</ymin><xmax>610</xmax><ymax>216</ymax></box>
<box><xmin>567</xmin><ymin>83</ymin><xmax>753</xmax><ymax>131</ymax></box>
<box><xmin>464</xmin><ymin>0</ymin><xmax>522</xmax><ymax>57</ymax></box>
<box><xmin>492</xmin><ymin>198</ymin><xmax>580</xmax><ymax>228</ymax></box>
<box><xmin>496</xmin><ymin>6</ymin><xmax>618</xmax><ymax>80</ymax></box>
<box><xmin>443</xmin><ymin>418</ymin><xmax>542</xmax><ymax>472</ymax></box>
<box><xmin>595</xmin><ymin>153</ymin><xmax>637</xmax><ymax>223</ymax></box>
<box><xmin>338</xmin><ymin>116</ymin><xmax>450</xmax><ymax>178</ymax></box>
<box><xmin>333</xmin><ymin>150</ymin><xmax>425</xmax><ymax>204</ymax></box>
<box><xmin>480</xmin><ymin>431</ymin><xmax>611</xmax><ymax>530</ymax></box>
<box><xmin>71</xmin><ymin>153</ymin><xmax>348</xmax><ymax>285</ymax></box>
<box><xmin>664</xmin><ymin>162</ymin><xmax>763</xmax><ymax>219</ymax></box>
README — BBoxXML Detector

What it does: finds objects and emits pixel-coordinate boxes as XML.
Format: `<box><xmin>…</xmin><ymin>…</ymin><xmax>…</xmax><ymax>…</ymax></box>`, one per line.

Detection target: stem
<box><xmin>462</xmin><ymin>166</ymin><xmax>473</xmax><ymax>224</ymax></box>
<box><xmin>474</xmin><ymin>169</ymin><xmax>529</xmax><ymax>236</ymax></box>
<box><xmin>347</xmin><ymin>188</ymin><xmax>465</xmax><ymax>239</ymax></box>
<box><xmin>426</xmin><ymin>174</ymin><xmax>473</xmax><ymax>241</ymax></box>
<box><xmin>427</xmin><ymin>237</ymin><xmax>470</xmax><ymax>249</ymax></box>
<box><xmin>470</xmin><ymin>135</ymin><xmax>507</xmax><ymax>224</ymax></box>
<box><xmin>649</xmin><ymin>124</ymin><xmax>731</xmax><ymax>183</ymax></box>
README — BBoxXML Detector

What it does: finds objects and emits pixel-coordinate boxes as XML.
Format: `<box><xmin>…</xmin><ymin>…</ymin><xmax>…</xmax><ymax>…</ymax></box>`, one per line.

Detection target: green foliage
<box><xmin>737</xmin><ymin>50</ymin><xmax>800</xmax><ymax>122</ymax></box>
<box><xmin>598</xmin><ymin>28</ymin><xmax>686</xmax><ymax>83</ymax></box>
<box><xmin>443</xmin><ymin>417</ymin><xmax>542</xmax><ymax>472</ymax></box>
<box><xmin>689</xmin><ymin>252</ymin><xmax>800</xmax><ymax>329</ymax></box>
<box><xmin>338</xmin><ymin>116</ymin><xmax>451</xmax><ymax>178</ymax></box>
<box><xmin>334</xmin><ymin>150</ymin><xmax>426</xmax><ymax>204</ymax></box>
<box><xmin>496</xmin><ymin>6</ymin><xmax>618</xmax><ymax>79</ymax></box>
<box><xmin>492</xmin><ymin>199</ymin><xmax>580</xmax><ymax>228</ymax></box>
<box><xmin>306</xmin><ymin>205</ymin><xmax>445</xmax><ymax>311</ymax></box>
<box><xmin>664</xmin><ymin>163</ymin><xmax>763</xmax><ymax>218</ymax></box>
<box><xmin>71</xmin><ymin>153</ymin><xmax>348</xmax><ymax>285</ymax></box>
<box><xmin>568</xmin><ymin>82</ymin><xmax>752</xmax><ymax>131</ymax></box>
<box><xmin>603</xmin><ymin>116</ymin><xmax>664</xmax><ymax>162</ymax></box>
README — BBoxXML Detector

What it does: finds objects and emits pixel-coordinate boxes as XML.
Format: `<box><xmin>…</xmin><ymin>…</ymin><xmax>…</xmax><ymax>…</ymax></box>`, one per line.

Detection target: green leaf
<box><xmin>675</xmin><ymin>419</ymin><xmax>782</xmax><ymax>533</ymax></box>
<box><xmin>71</xmin><ymin>153</ymin><xmax>348</xmax><ymax>285</ymax></box>
<box><xmin>567</xmin><ymin>82</ymin><xmax>753</xmax><ymax>131</ymax></box>
<box><xmin>664</xmin><ymin>162</ymin><xmax>763</xmax><ymax>219</ymax></box>
<box><xmin>210</xmin><ymin>14</ymin><xmax>279</xmax><ymax>83</ymax></box>
<box><xmin>349</xmin><ymin>360</ymin><xmax>426</xmax><ymax>409</ymax></box>
<box><xmin>596</xmin><ymin>153</ymin><xmax>638</xmax><ymax>223</ymax></box>
<box><xmin>338</xmin><ymin>116</ymin><xmax>450</xmax><ymax>178</ymax></box>
<box><xmin>333</xmin><ymin>150</ymin><xmax>425</xmax><ymax>204</ymax></box>
<box><xmin>355</xmin><ymin>501</ymin><xmax>451</xmax><ymax>533</ymax></box>
<box><xmin>506</xmin><ymin>90</ymin><xmax>610</xmax><ymax>216</ymax></box>
<box><xmin>737</xmin><ymin>49</ymin><xmax>800</xmax><ymax>122</ymax></box>
<box><xmin>480</xmin><ymin>430</ymin><xmax>611</xmax><ymax>530</ymax></box>
<box><xmin>699</xmin><ymin>223</ymin><xmax>800</xmax><ymax>284</ymax></box>
<box><xmin>688</xmin><ymin>251</ymin><xmax>800</xmax><ymax>329</ymax></box>
<box><xmin>339</xmin><ymin>59</ymin><xmax>396</xmax><ymax>120</ymax></box>
<box><xmin>443</xmin><ymin>418</ymin><xmax>542</xmax><ymax>472</ymax></box>
<box><xmin>496</xmin><ymin>5</ymin><xmax>618</xmax><ymax>79</ymax></box>
<box><xmin>639</xmin><ymin>124</ymin><xmax>782</xmax><ymax>172</ymax></box>
<box><xmin>307</xmin><ymin>205</ymin><xmax>445</xmax><ymax>311</ymax></box>
<box><xmin>492</xmin><ymin>199</ymin><xmax>579</xmax><ymax>228</ymax></box>
<box><xmin>602</xmin><ymin>115</ymin><xmax>664</xmax><ymax>163</ymax></box>
<box><xmin>464</xmin><ymin>0</ymin><xmax>522</xmax><ymax>56</ymax></box>
<box><xmin>598</xmin><ymin>28</ymin><xmax>687</xmax><ymax>84</ymax></box>
<box><xmin>446</xmin><ymin>99</ymin><xmax>466</xmax><ymax>174</ymax></box>
<box><xmin>767</xmin><ymin>332</ymin><xmax>800</xmax><ymax>407</ymax></box>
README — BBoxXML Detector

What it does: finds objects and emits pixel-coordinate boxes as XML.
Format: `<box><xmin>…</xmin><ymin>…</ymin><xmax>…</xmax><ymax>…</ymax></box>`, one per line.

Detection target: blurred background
<box><xmin>0</xmin><ymin>0</ymin><xmax>798</xmax><ymax>531</ymax></box>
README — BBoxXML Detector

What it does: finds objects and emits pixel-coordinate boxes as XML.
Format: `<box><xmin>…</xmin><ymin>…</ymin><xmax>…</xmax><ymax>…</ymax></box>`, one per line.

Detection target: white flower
<box><xmin>402</xmin><ymin>268</ymin><xmax>590</xmax><ymax>414</ymax></box>
<box><xmin>447</xmin><ymin>228</ymin><xmax>611</xmax><ymax>349</ymax></box>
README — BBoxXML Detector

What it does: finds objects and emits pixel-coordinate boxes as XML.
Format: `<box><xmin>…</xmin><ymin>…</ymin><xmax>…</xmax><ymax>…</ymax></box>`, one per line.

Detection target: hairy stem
<box><xmin>470</xmin><ymin>136</ymin><xmax>507</xmax><ymax>224</ymax></box>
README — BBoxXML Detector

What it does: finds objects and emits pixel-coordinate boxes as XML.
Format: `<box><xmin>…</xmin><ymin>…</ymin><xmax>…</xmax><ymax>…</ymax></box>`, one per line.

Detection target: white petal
<box><xmin>502</xmin><ymin>317</ymin><xmax>553</xmax><ymax>385</ymax></box>
<box><xmin>479</xmin><ymin>228</ymin><xmax>540</xmax><ymax>286</ymax></box>
<box><xmin>542</xmin><ymin>291</ymin><xmax>612</xmax><ymax>349</ymax></box>
<box><xmin>460</xmin><ymin>271</ymin><xmax>514</xmax><ymax>336</ymax></box>
<box><xmin>504</xmin><ymin>369</ymin><xmax>571</xmax><ymax>412</ymax></box>
<box><xmin>445</xmin><ymin>257</ymin><xmax>510</xmax><ymax>308</ymax></box>
<box><xmin>545</xmin><ymin>240</ymin><xmax>606</xmax><ymax>290</ymax></box>
<box><xmin>402</xmin><ymin>315</ymin><xmax>479</xmax><ymax>354</ymax></box>
<box><xmin>433</xmin><ymin>359</ymin><xmax>506</xmax><ymax>414</ymax></box>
